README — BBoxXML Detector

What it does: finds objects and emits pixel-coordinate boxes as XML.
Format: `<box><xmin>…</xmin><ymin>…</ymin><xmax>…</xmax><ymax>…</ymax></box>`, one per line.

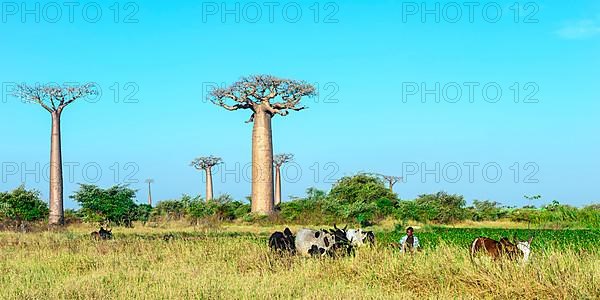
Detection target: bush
<box><xmin>328</xmin><ymin>174</ymin><xmax>396</xmax><ymax>206</ymax></box>
<box><xmin>71</xmin><ymin>184</ymin><xmax>139</xmax><ymax>226</ymax></box>
<box><xmin>135</xmin><ymin>204</ymin><xmax>153</xmax><ymax>225</ymax></box>
<box><xmin>154</xmin><ymin>198</ymin><xmax>190</xmax><ymax>221</ymax></box>
<box><xmin>323</xmin><ymin>174</ymin><xmax>397</xmax><ymax>224</ymax></box>
<box><xmin>470</xmin><ymin>200</ymin><xmax>507</xmax><ymax>221</ymax></box>
<box><xmin>410</xmin><ymin>192</ymin><xmax>467</xmax><ymax>223</ymax></box>
<box><xmin>0</xmin><ymin>186</ymin><xmax>48</xmax><ymax>226</ymax></box>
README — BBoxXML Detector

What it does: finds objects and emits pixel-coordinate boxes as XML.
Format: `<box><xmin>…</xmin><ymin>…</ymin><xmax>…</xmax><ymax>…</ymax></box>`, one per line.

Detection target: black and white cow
<box><xmin>295</xmin><ymin>228</ymin><xmax>337</xmax><ymax>257</ymax></box>
<box><xmin>268</xmin><ymin>227</ymin><xmax>295</xmax><ymax>254</ymax></box>
<box><xmin>321</xmin><ymin>225</ymin><xmax>351</xmax><ymax>256</ymax></box>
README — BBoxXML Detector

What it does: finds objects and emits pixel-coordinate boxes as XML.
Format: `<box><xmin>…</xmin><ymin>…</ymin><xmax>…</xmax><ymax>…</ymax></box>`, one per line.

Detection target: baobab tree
<box><xmin>273</xmin><ymin>153</ymin><xmax>294</xmax><ymax>206</ymax></box>
<box><xmin>13</xmin><ymin>83</ymin><xmax>96</xmax><ymax>225</ymax></box>
<box><xmin>208</xmin><ymin>75</ymin><xmax>316</xmax><ymax>214</ymax></box>
<box><xmin>381</xmin><ymin>174</ymin><xmax>402</xmax><ymax>193</ymax></box>
<box><xmin>145</xmin><ymin>179</ymin><xmax>154</xmax><ymax>206</ymax></box>
<box><xmin>190</xmin><ymin>156</ymin><xmax>222</xmax><ymax>201</ymax></box>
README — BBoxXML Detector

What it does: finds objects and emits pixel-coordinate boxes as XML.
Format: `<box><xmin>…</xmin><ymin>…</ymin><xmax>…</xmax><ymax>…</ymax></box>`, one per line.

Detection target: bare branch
<box><xmin>245</xmin><ymin>113</ymin><xmax>255</xmax><ymax>123</ymax></box>
<box><xmin>12</xmin><ymin>83</ymin><xmax>97</xmax><ymax>113</ymax></box>
<box><xmin>190</xmin><ymin>156</ymin><xmax>223</xmax><ymax>170</ymax></box>
<box><xmin>273</xmin><ymin>153</ymin><xmax>294</xmax><ymax>167</ymax></box>
<box><xmin>379</xmin><ymin>174</ymin><xmax>403</xmax><ymax>185</ymax></box>
<box><xmin>208</xmin><ymin>75</ymin><xmax>316</xmax><ymax>122</ymax></box>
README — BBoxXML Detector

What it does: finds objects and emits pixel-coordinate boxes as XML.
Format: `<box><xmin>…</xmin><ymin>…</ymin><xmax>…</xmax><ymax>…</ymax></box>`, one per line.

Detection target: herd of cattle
<box><xmin>268</xmin><ymin>225</ymin><xmax>534</xmax><ymax>262</ymax></box>
<box><xmin>89</xmin><ymin>225</ymin><xmax>534</xmax><ymax>262</ymax></box>
<box><xmin>268</xmin><ymin>225</ymin><xmax>375</xmax><ymax>257</ymax></box>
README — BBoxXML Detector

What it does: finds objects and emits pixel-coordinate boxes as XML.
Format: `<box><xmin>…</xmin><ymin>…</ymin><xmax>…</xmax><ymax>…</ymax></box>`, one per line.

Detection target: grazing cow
<box><xmin>470</xmin><ymin>236</ymin><xmax>533</xmax><ymax>262</ymax></box>
<box><xmin>326</xmin><ymin>225</ymin><xmax>354</xmax><ymax>256</ymax></box>
<box><xmin>295</xmin><ymin>228</ymin><xmax>336</xmax><ymax>257</ymax></box>
<box><xmin>345</xmin><ymin>228</ymin><xmax>376</xmax><ymax>247</ymax></box>
<box><xmin>91</xmin><ymin>227</ymin><xmax>113</xmax><ymax>240</ymax></box>
<box><xmin>268</xmin><ymin>228</ymin><xmax>295</xmax><ymax>254</ymax></box>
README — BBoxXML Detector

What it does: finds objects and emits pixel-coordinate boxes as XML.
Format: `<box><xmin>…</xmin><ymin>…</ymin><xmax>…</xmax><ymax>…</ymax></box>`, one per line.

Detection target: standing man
<box><xmin>399</xmin><ymin>227</ymin><xmax>420</xmax><ymax>253</ymax></box>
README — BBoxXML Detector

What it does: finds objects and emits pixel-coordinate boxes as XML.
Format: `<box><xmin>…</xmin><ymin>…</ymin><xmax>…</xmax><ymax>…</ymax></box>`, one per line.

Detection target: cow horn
<box><xmin>343</xmin><ymin>224</ymin><xmax>348</xmax><ymax>231</ymax></box>
<box><xmin>528</xmin><ymin>236</ymin><xmax>534</xmax><ymax>244</ymax></box>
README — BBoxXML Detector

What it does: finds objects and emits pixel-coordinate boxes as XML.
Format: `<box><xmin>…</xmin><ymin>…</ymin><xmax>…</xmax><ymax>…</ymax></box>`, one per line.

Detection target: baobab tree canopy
<box><xmin>208</xmin><ymin>75</ymin><xmax>317</xmax><ymax>122</ymax></box>
<box><xmin>13</xmin><ymin>83</ymin><xmax>97</xmax><ymax>113</ymax></box>
<box><xmin>381</xmin><ymin>175</ymin><xmax>402</xmax><ymax>185</ymax></box>
<box><xmin>274</xmin><ymin>153</ymin><xmax>294</xmax><ymax>167</ymax></box>
<box><xmin>190</xmin><ymin>156</ymin><xmax>222</xmax><ymax>170</ymax></box>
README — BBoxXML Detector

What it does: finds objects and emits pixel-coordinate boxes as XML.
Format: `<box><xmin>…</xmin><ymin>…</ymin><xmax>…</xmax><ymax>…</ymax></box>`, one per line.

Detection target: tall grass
<box><xmin>0</xmin><ymin>228</ymin><xmax>598</xmax><ymax>299</ymax></box>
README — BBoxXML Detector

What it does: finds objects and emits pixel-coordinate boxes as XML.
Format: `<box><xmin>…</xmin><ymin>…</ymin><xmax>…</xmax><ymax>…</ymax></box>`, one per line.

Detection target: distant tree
<box><xmin>209</xmin><ymin>75</ymin><xmax>316</xmax><ymax>214</ymax></box>
<box><xmin>326</xmin><ymin>174</ymin><xmax>397</xmax><ymax>225</ymax></box>
<box><xmin>524</xmin><ymin>194</ymin><xmax>541</xmax><ymax>207</ymax></box>
<box><xmin>190</xmin><ymin>156</ymin><xmax>222</xmax><ymax>201</ymax></box>
<box><xmin>13</xmin><ymin>83</ymin><xmax>97</xmax><ymax>225</ymax></box>
<box><xmin>273</xmin><ymin>153</ymin><xmax>294</xmax><ymax>206</ymax></box>
<box><xmin>379</xmin><ymin>174</ymin><xmax>402</xmax><ymax>194</ymax></box>
<box><xmin>70</xmin><ymin>184</ymin><xmax>138</xmax><ymax>227</ymax></box>
<box><xmin>154</xmin><ymin>200</ymin><xmax>186</xmax><ymax>221</ymax></box>
<box><xmin>471</xmin><ymin>200</ymin><xmax>505</xmax><ymax>221</ymax></box>
<box><xmin>414</xmin><ymin>191</ymin><xmax>466</xmax><ymax>223</ymax></box>
<box><xmin>0</xmin><ymin>186</ymin><xmax>49</xmax><ymax>226</ymax></box>
<box><xmin>135</xmin><ymin>204</ymin><xmax>153</xmax><ymax>225</ymax></box>
<box><xmin>329</xmin><ymin>173</ymin><xmax>396</xmax><ymax>205</ymax></box>
<box><xmin>145</xmin><ymin>179</ymin><xmax>154</xmax><ymax>206</ymax></box>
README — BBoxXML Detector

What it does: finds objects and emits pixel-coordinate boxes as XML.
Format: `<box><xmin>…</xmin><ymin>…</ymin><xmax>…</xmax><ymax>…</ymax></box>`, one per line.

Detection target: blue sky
<box><xmin>1</xmin><ymin>1</ymin><xmax>599</xmax><ymax>208</ymax></box>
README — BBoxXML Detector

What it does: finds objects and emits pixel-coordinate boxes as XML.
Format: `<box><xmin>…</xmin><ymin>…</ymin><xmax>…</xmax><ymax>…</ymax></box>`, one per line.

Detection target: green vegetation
<box><xmin>70</xmin><ymin>184</ymin><xmax>142</xmax><ymax>227</ymax></box>
<box><xmin>1</xmin><ymin>173</ymin><xmax>599</xmax><ymax>229</ymax></box>
<box><xmin>0</xmin><ymin>185</ymin><xmax>48</xmax><ymax>229</ymax></box>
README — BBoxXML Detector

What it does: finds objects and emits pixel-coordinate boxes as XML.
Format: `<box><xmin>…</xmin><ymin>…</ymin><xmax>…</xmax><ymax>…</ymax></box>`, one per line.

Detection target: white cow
<box><xmin>295</xmin><ymin>228</ymin><xmax>336</xmax><ymax>257</ymax></box>
<box><xmin>346</xmin><ymin>228</ymin><xmax>375</xmax><ymax>247</ymax></box>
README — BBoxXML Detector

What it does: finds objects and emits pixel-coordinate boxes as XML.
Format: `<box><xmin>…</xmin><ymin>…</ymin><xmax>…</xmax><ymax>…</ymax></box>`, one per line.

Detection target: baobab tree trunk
<box><xmin>49</xmin><ymin>112</ymin><xmax>64</xmax><ymax>225</ymax></box>
<box><xmin>274</xmin><ymin>167</ymin><xmax>281</xmax><ymax>206</ymax></box>
<box><xmin>389</xmin><ymin>182</ymin><xmax>394</xmax><ymax>193</ymax></box>
<box><xmin>205</xmin><ymin>167</ymin><xmax>214</xmax><ymax>201</ymax></box>
<box><xmin>147</xmin><ymin>182</ymin><xmax>153</xmax><ymax>206</ymax></box>
<box><xmin>251</xmin><ymin>108</ymin><xmax>274</xmax><ymax>214</ymax></box>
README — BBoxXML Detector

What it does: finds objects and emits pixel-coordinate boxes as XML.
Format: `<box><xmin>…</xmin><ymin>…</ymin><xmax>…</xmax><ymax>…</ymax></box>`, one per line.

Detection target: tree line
<box><xmin>2</xmin><ymin>174</ymin><xmax>599</xmax><ymax>230</ymax></box>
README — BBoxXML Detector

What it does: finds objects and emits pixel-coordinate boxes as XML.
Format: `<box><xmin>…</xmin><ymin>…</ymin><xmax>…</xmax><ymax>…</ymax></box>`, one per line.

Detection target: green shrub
<box><xmin>470</xmin><ymin>200</ymin><xmax>508</xmax><ymax>221</ymax></box>
<box><xmin>70</xmin><ymin>184</ymin><xmax>139</xmax><ymax>226</ymax></box>
<box><xmin>413</xmin><ymin>192</ymin><xmax>466</xmax><ymax>223</ymax></box>
<box><xmin>0</xmin><ymin>185</ymin><xmax>48</xmax><ymax>225</ymax></box>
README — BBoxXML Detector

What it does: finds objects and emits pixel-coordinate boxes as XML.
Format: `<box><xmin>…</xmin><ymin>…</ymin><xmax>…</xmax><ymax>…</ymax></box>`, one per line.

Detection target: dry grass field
<box><xmin>0</xmin><ymin>224</ymin><xmax>598</xmax><ymax>299</ymax></box>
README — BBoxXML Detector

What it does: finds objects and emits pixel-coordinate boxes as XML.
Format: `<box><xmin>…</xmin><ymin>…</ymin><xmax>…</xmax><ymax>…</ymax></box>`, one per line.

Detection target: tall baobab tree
<box><xmin>13</xmin><ymin>83</ymin><xmax>96</xmax><ymax>225</ymax></box>
<box><xmin>145</xmin><ymin>179</ymin><xmax>154</xmax><ymax>206</ymax></box>
<box><xmin>208</xmin><ymin>75</ymin><xmax>315</xmax><ymax>214</ymax></box>
<box><xmin>381</xmin><ymin>174</ymin><xmax>402</xmax><ymax>193</ymax></box>
<box><xmin>273</xmin><ymin>153</ymin><xmax>294</xmax><ymax>206</ymax></box>
<box><xmin>190</xmin><ymin>156</ymin><xmax>222</xmax><ymax>201</ymax></box>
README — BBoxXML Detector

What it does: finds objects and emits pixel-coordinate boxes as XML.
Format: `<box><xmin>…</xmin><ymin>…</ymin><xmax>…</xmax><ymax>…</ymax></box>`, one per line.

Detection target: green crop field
<box><xmin>378</xmin><ymin>227</ymin><xmax>600</xmax><ymax>251</ymax></box>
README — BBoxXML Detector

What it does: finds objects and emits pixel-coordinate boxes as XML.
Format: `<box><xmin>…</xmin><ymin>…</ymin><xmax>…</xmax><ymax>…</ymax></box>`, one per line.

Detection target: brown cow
<box><xmin>470</xmin><ymin>236</ymin><xmax>533</xmax><ymax>262</ymax></box>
